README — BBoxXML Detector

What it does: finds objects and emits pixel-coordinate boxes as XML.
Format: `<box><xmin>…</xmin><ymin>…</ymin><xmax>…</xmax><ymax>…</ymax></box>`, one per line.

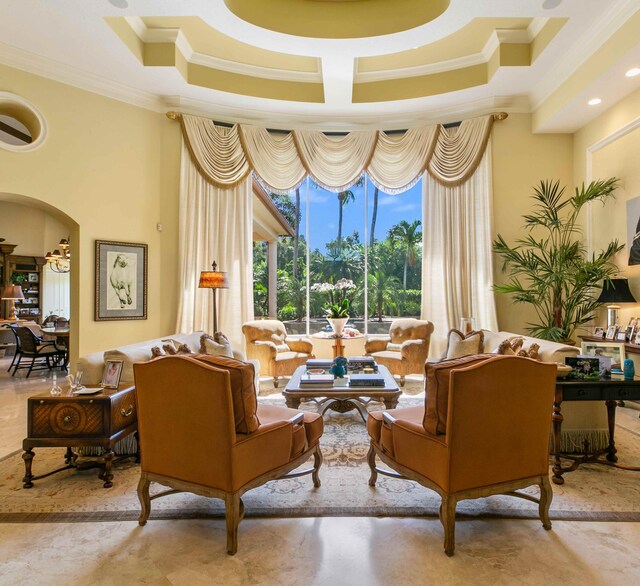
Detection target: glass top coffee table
<box><xmin>283</xmin><ymin>365</ymin><xmax>401</xmax><ymax>422</ymax></box>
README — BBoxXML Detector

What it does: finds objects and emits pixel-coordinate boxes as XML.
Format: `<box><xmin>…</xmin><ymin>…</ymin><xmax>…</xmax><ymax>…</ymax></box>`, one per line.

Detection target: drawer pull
<box><xmin>120</xmin><ymin>404</ymin><xmax>134</xmax><ymax>417</ymax></box>
<box><xmin>619</xmin><ymin>390</ymin><xmax>628</xmax><ymax>397</ymax></box>
<box><xmin>578</xmin><ymin>390</ymin><xmax>587</xmax><ymax>397</ymax></box>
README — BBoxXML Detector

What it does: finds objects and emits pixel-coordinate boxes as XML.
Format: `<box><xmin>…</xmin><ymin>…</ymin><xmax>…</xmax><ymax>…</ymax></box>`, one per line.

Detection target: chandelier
<box><xmin>45</xmin><ymin>238</ymin><xmax>70</xmax><ymax>273</ymax></box>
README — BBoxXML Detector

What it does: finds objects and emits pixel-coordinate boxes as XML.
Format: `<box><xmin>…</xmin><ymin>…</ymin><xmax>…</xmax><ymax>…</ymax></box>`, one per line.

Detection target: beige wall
<box><xmin>491</xmin><ymin>113</ymin><xmax>574</xmax><ymax>334</ymax></box>
<box><xmin>0</xmin><ymin>201</ymin><xmax>68</xmax><ymax>257</ymax></box>
<box><xmin>574</xmin><ymin>87</ymin><xmax>640</xmax><ymax>332</ymax></box>
<box><xmin>0</xmin><ymin>64</ymin><xmax>181</xmax><ymax>362</ymax></box>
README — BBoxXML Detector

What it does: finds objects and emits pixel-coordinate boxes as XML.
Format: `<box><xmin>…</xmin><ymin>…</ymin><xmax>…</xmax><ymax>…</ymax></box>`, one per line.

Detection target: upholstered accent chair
<box><xmin>134</xmin><ymin>355</ymin><xmax>323</xmax><ymax>555</ymax></box>
<box><xmin>364</xmin><ymin>318</ymin><xmax>434</xmax><ymax>386</ymax></box>
<box><xmin>367</xmin><ymin>355</ymin><xmax>557</xmax><ymax>556</ymax></box>
<box><xmin>242</xmin><ymin>320</ymin><xmax>315</xmax><ymax>387</ymax></box>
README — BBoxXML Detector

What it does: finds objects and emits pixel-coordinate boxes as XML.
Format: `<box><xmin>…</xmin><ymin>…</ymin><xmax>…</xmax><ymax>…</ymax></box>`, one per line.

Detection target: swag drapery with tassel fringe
<box><xmin>175</xmin><ymin>112</ymin><xmax>501</xmax><ymax>351</ymax></box>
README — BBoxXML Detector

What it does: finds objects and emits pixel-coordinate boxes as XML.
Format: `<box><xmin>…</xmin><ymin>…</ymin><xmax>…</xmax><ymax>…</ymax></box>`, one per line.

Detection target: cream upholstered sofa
<box><xmin>77</xmin><ymin>331</ymin><xmax>246</xmax><ymax>387</ymax></box>
<box><xmin>481</xmin><ymin>330</ymin><xmax>608</xmax><ymax>452</ymax></box>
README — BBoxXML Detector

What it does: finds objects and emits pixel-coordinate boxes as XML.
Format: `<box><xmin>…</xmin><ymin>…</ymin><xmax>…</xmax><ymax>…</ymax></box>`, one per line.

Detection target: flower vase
<box><xmin>328</xmin><ymin>317</ymin><xmax>348</xmax><ymax>337</ymax></box>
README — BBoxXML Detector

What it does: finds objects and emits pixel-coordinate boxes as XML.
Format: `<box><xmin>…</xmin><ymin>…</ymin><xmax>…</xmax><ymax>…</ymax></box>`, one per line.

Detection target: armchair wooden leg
<box><xmin>273</xmin><ymin>377</ymin><xmax>279</xmax><ymax>388</ymax></box>
<box><xmin>367</xmin><ymin>443</ymin><xmax>378</xmax><ymax>487</ymax></box>
<box><xmin>225</xmin><ymin>492</ymin><xmax>242</xmax><ymax>555</ymax></box>
<box><xmin>399</xmin><ymin>375</ymin><xmax>405</xmax><ymax>387</ymax></box>
<box><xmin>137</xmin><ymin>472</ymin><xmax>151</xmax><ymax>526</ymax></box>
<box><xmin>440</xmin><ymin>494</ymin><xmax>457</xmax><ymax>556</ymax></box>
<box><xmin>539</xmin><ymin>476</ymin><xmax>553</xmax><ymax>530</ymax></box>
<box><xmin>312</xmin><ymin>444</ymin><xmax>323</xmax><ymax>488</ymax></box>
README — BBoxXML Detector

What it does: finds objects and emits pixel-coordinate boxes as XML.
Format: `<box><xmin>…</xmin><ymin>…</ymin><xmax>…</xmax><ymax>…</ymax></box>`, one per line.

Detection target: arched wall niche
<box><xmin>0</xmin><ymin>192</ymin><xmax>80</xmax><ymax>367</ymax></box>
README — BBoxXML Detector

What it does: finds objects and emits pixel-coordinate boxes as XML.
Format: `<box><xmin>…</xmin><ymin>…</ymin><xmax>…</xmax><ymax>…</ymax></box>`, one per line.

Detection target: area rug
<box><xmin>1</xmin><ymin>393</ymin><xmax>640</xmax><ymax>524</ymax></box>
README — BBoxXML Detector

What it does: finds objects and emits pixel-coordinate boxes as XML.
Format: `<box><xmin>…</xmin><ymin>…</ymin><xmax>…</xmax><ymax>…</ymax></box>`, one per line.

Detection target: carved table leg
<box><xmin>285</xmin><ymin>396</ymin><xmax>301</xmax><ymax>409</ymax></box>
<box><xmin>102</xmin><ymin>448</ymin><xmax>114</xmax><ymax>488</ymax></box>
<box><xmin>605</xmin><ymin>399</ymin><xmax>618</xmax><ymax>463</ymax></box>
<box><xmin>551</xmin><ymin>387</ymin><xmax>565</xmax><ymax>485</ymax></box>
<box><xmin>367</xmin><ymin>444</ymin><xmax>378</xmax><ymax>487</ymax></box>
<box><xmin>383</xmin><ymin>397</ymin><xmax>399</xmax><ymax>410</ymax></box>
<box><xmin>22</xmin><ymin>449</ymin><xmax>34</xmax><ymax>488</ymax></box>
<box><xmin>64</xmin><ymin>446</ymin><xmax>78</xmax><ymax>466</ymax></box>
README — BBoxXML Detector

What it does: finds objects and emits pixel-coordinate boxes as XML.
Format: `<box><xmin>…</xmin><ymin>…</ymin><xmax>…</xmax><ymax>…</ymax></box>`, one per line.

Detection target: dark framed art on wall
<box><xmin>95</xmin><ymin>240</ymin><xmax>147</xmax><ymax>321</ymax></box>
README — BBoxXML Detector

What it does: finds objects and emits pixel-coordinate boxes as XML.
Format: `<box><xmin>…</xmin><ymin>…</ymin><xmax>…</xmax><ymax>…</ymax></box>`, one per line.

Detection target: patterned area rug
<box><xmin>1</xmin><ymin>392</ymin><xmax>640</xmax><ymax>523</ymax></box>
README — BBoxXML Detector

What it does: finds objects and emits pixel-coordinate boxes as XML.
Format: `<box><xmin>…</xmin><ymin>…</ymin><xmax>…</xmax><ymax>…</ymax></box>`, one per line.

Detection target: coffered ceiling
<box><xmin>0</xmin><ymin>0</ymin><xmax>639</xmax><ymax>132</ymax></box>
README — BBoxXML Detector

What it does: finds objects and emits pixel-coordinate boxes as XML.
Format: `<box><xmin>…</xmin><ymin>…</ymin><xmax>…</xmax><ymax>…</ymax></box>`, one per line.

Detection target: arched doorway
<box><xmin>0</xmin><ymin>192</ymin><xmax>79</xmax><ymax>368</ymax></box>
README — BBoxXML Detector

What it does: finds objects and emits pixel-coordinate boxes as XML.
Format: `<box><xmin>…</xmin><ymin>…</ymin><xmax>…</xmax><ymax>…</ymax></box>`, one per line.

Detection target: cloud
<box><xmin>394</xmin><ymin>203</ymin><xmax>418</xmax><ymax>213</ymax></box>
<box><xmin>378</xmin><ymin>195</ymin><xmax>397</xmax><ymax>206</ymax></box>
<box><xmin>308</xmin><ymin>192</ymin><xmax>331</xmax><ymax>204</ymax></box>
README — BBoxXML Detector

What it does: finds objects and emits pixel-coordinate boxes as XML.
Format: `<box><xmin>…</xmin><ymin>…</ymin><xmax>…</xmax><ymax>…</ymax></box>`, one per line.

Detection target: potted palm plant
<box><xmin>493</xmin><ymin>178</ymin><xmax>624</xmax><ymax>343</ymax></box>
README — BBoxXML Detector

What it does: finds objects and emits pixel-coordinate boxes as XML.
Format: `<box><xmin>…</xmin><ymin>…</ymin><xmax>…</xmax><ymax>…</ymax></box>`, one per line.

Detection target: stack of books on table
<box><xmin>305</xmin><ymin>359</ymin><xmax>334</xmax><ymax>370</ymax></box>
<box><xmin>347</xmin><ymin>356</ymin><xmax>377</xmax><ymax>372</ymax></box>
<box><xmin>300</xmin><ymin>373</ymin><xmax>334</xmax><ymax>386</ymax></box>
<box><xmin>349</xmin><ymin>373</ymin><xmax>386</xmax><ymax>387</ymax></box>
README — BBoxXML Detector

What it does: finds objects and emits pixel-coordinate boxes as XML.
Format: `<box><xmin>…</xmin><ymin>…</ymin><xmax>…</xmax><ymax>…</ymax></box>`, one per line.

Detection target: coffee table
<box><xmin>283</xmin><ymin>365</ymin><xmax>401</xmax><ymax>422</ymax></box>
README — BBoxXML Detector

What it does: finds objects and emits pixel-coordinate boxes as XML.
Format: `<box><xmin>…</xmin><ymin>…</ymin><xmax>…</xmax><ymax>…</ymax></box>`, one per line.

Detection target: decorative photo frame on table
<box><xmin>95</xmin><ymin>240</ymin><xmax>147</xmax><ymax>321</ymax></box>
<box><xmin>593</xmin><ymin>326</ymin><xmax>605</xmax><ymax>338</ymax></box>
<box><xmin>101</xmin><ymin>359</ymin><xmax>124</xmax><ymax>389</ymax></box>
<box><xmin>581</xmin><ymin>341</ymin><xmax>626</xmax><ymax>370</ymax></box>
<box><xmin>605</xmin><ymin>325</ymin><xmax>618</xmax><ymax>340</ymax></box>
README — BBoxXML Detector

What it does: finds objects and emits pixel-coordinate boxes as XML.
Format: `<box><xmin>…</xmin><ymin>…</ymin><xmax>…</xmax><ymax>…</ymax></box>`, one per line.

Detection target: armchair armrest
<box><xmin>254</xmin><ymin>340</ymin><xmax>277</xmax><ymax>357</ymax></box>
<box><xmin>365</xmin><ymin>338</ymin><xmax>390</xmax><ymax>353</ymax></box>
<box><xmin>288</xmin><ymin>338</ymin><xmax>313</xmax><ymax>354</ymax></box>
<box><xmin>400</xmin><ymin>339</ymin><xmax>424</xmax><ymax>357</ymax></box>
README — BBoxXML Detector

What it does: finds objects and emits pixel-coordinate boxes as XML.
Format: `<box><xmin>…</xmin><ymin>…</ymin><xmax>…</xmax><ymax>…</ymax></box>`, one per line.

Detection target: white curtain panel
<box><xmin>177</xmin><ymin>142</ymin><xmax>254</xmax><ymax>349</ymax></box>
<box><xmin>422</xmin><ymin>139</ymin><xmax>498</xmax><ymax>357</ymax></box>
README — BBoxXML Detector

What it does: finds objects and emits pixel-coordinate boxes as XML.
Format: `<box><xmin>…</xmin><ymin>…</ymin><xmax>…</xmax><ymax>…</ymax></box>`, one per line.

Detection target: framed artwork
<box><xmin>605</xmin><ymin>325</ymin><xmax>618</xmax><ymax>340</ymax></box>
<box><xmin>627</xmin><ymin>196</ymin><xmax>640</xmax><ymax>266</ymax></box>
<box><xmin>28</xmin><ymin>272</ymin><xmax>38</xmax><ymax>283</ymax></box>
<box><xmin>95</xmin><ymin>240</ymin><xmax>147</xmax><ymax>321</ymax></box>
<box><xmin>581</xmin><ymin>341</ymin><xmax>626</xmax><ymax>370</ymax></box>
<box><xmin>616</xmin><ymin>330</ymin><xmax>627</xmax><ymax>342</ymax></box>
<box><xmin>101</xmin><ymin>359</ymin><xmax>124</xmax><ymax>389</ymax></box>
<box><xmin>593</xmin><ymin>326</ymin><xmax>605</xmax><ymax>338</ymax></box>
<box><xmin>628</xmin><ymin>317</ymin><xmax>639</xmax><ymax>329</ymax></box>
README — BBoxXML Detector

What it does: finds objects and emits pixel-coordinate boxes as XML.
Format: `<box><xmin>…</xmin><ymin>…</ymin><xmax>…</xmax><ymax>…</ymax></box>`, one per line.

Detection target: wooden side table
<box><xmin>22</xmin><ymin>385</ymin><xmax>138</xmax><ymax>488</ymax></box>
<box><xmin>552</xmin><ymin>377</ymin><xmax>640</xmax><ymax>484</ymax></box>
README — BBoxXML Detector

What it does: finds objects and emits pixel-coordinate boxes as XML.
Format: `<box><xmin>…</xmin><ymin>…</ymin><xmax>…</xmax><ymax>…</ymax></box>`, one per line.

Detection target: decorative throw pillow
<box><xmin>163</xmin><ymin>343</ymin><xmax>178</xmax><ymax>355</ymax></box>
<box><xmin>496</xmin><ymin>337</ymin><xmax>524</xmax><ymax>356</ymax></box>
<box><xmin>424</xmin><ymin>353</ymin><xmax>495</xmax><ymax>435</ymax></box>
<box><xmin>195</xmin><ymin>354</ymin><xmax>260</xmax><ymax>434</ymax></box>
<box><xmin>200</xmin><ymin>333</ymin><xmax>234</xmax><ymax>358</ymax></box>
<box><xmin>151</xmin><ymin>346</ymin><xmax>165</xmax><ymax>358</ymax></box>
<box><xmin>517</xmin><ymin>343</ymin><xmax>540</xmax><ymax>360</ymax></box>
<box><xmin>444</xmin><ymin>329</ymin><xmax>485</xmax><ymax>360</ymax></box>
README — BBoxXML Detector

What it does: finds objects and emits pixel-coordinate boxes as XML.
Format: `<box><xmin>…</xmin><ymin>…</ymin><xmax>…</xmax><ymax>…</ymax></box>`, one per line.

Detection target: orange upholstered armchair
<box><xmin>134</xmin><ymin>355</ymin><xmax>323</xmax><ymax>555</ymax></box>
<box><xmin>367</xmin><ymin>355</ymin><xmax>557</xmax><ymax>556</ymax></box>
<box><xmin>364</xmin><ymin>318</ymin><xmax>434</xmax><ymax>386</ymax></box>
<box><xmin>242</xmin><ymin>319</ymin><xmax>315</xmax><ymax>387</ymax></box>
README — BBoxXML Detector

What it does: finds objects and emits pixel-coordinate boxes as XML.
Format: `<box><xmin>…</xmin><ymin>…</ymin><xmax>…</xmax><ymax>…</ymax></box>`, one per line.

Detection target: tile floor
<box><xmin>1</xmin><ymin>356</ymin><xmax>640</xmax><ymax>585</ymax></box>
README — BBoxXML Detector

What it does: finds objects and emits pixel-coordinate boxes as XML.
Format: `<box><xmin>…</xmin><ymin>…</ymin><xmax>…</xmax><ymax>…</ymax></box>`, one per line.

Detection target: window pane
<box><xmin>366</xmin><ymin>179</ymin><xmax>423</xmax><ymax>335</ymax></box>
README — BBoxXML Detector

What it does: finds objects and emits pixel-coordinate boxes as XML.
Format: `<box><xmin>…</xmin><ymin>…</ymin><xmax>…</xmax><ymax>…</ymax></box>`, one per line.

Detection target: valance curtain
<box><xmin>176</xmin><ymin>142</ymin><xmax>254</xmax><ymax>349</ymax></box>
<box><xmin>180</xmin><ymin>114</ymin><xmax>495</xmax><ymax>195</ymax></box>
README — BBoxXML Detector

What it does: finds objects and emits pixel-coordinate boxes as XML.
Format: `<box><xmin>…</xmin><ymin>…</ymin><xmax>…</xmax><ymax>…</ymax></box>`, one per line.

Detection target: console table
<box><xmin>552</xmin><ymin>377</ymin><xmax>640</xmax><ymax>484</ymax></box>
<box><xmin>22</xmin><ymin>385</ymin><xmax>138</xmax><ymax>488</ymax></box>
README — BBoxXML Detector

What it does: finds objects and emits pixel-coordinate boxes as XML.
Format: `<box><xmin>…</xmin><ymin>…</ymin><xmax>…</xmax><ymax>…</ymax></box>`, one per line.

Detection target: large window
<box><xmin>253</xmin><ymin>175</ymin><xmax>422</xmax><ymax>335</ymax></box>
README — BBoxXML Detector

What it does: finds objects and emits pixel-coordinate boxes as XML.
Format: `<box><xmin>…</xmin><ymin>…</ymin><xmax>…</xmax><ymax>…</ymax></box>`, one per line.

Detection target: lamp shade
<box><xmin>596</xmin><ymin>279</ymin><xmax>637</xmax><ymax>304</ymax></box>
<box><xmin>1</xmin><ymin>285</ymin><xmax>24</xmax><ymax>300</ymax></box>
<box><xmin>198</xmin><ymin>261</ymin><xmax>229</xmax><ymax>289</ymax></box>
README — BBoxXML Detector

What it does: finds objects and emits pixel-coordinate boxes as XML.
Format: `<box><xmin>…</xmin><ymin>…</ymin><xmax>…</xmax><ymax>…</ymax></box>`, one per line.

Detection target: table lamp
<box><xmin>1</xmin><ymin>284</ymin><xmax>24</xmax><ymax>321</ymax></box>
<box><xmin>198</xmin><ymin>261</ymin><xmax>229</xmax><ymax>334</ymax></box>
<box><xmin>597</xmin><ymin>278</ymin><xmax>636</xmax><ymax>329</ymax></box>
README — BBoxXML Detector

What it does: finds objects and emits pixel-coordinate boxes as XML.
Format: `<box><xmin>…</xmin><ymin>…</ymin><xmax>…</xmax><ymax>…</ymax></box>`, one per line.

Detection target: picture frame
<box><xmin>581</xmin><ymin>341</ymin><xmax>626</xmax><ymax>370</ymax></box>
<box><xmin>605</xmin><ymin>325</ymin><xmax>618</xmax><ymax>340</ymax></box>
<box><xmin>593</xmin><ymin>326</ymin><xmax>605</xmax><ymax>338</ymax></box>
<box><xmin>616</xmin><ymin>330</ymin><xmax>627</xmax><ymax>342</ymax></box>
<box><xmin>635</xmin><ymin>329</ymin><xmax>640</xmax><ymax>345</ymax></box>
<box><xmin>95</xmin><ymin>240</ymin><xmax>147</xmax><ymax>321</ymax></box>
<box><xmin>28</xmin><ymin>272</ymin><xmax>38</xmax><ymax>283</ymax></box>
<box><xmin>626</xmin><ymin>325</ymin><xmax>636</xmax><ymax>342</ymax></box>
<box><xmin>101</xmin><ymin>359</ymin><xmax>124</xmax><ymax>389</ymax></box>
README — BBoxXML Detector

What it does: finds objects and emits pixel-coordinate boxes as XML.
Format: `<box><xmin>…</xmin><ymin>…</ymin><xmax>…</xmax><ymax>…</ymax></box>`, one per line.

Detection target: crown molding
<box><xmin>0</xmin><ymin>41</ymin><xmax>163</xmax><ymax>112</ymax></box>
<box><xmin>162</xmin><ymin>94</ymin><xmax>530</xmax><ymax>131</ymax></box>
<box><xmin>531</xmin><ymin>0</ymin><xmax>640</xmax><ymax>110</ymax></box>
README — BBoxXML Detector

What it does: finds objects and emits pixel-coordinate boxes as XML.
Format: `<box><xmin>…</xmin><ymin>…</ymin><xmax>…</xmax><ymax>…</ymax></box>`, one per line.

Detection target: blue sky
<box><xmin>295</xmin><ymin>177</ymin><xmax>423</xmax><ymax>252</ymax></box>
